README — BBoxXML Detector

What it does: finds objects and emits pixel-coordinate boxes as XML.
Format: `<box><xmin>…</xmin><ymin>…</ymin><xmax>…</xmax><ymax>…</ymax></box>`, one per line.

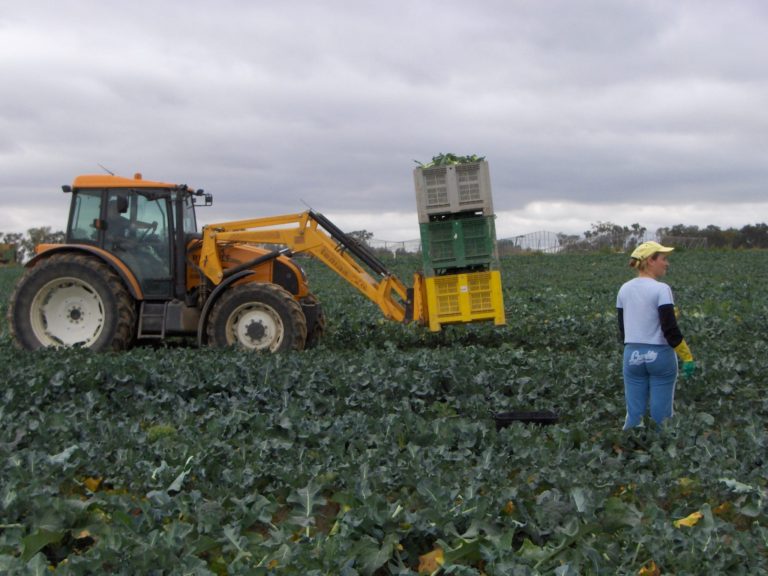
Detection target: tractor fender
<box><xmin>26</xmin><ymin>244</ymin><xmax>144</xmax><ymax>300</ymax></box>
<box><xmin>196</xmin><ymin>269</ymin><xmax>257</xmax><ymax>346</ymax></box>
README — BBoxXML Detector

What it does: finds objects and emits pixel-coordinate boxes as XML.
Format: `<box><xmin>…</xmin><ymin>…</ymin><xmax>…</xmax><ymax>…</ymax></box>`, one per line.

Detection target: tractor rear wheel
<box><xmin>206</xmin><ymin>283</ymin><xmax>307</xmax><ymax>352</ymax></box>
<box><xmin>8</xmin><ymin>253</ymin><xmax>136</xmax><ymax>351</ymax></box>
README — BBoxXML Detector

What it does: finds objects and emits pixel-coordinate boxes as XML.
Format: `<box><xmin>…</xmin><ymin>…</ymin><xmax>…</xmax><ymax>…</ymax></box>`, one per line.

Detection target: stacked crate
<box><xmin>413</xmin><ymin>160</ymin><xmax>505</xmax><ymax>331</ymax></box>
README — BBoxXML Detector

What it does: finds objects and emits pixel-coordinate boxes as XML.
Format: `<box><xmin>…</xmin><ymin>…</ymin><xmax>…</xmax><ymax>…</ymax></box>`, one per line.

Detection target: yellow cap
<box><xmin>631</xmin><ymin>241</ymin><xmax>674</xmax><ymax>261</ymax></box>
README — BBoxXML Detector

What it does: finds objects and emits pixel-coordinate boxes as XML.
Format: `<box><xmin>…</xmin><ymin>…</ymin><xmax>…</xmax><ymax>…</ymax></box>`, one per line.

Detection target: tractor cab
<box><xmin>63</xmin><ymin>173</ymin><xmax>210</xmax><ymax>299</ymax></box>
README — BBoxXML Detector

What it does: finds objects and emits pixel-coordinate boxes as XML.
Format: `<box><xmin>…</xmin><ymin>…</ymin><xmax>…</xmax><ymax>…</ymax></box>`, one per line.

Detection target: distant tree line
<box><xmin>555</xmin><ymin>222</ymin><xmax>768</xmax><ymax>253</ymax></box>
<box><xmin>0</xmin><ymin>228</ymin><xmax>65</xmax><ymax>264</ymax></box>
<box><xmin>1</xmin><ymin>221</ymin><xmax>767</xmax><ymax>265</ymax></box>
<box><xmin>556</xmin><ymin>222</ymin><xmax>649</xmax><ymax>253</ymax></box>
<box><xmin>657</xmin><ymin>223</ymin><xmax>768</xmax><ymax>249</ymax></box>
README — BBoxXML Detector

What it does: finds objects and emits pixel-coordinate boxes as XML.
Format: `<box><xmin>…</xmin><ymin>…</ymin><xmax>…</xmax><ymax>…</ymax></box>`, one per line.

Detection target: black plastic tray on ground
<box><xmin>493</xmin><ymin>410</ymin><xmax>559</xmax><ymax>430</ymax></box>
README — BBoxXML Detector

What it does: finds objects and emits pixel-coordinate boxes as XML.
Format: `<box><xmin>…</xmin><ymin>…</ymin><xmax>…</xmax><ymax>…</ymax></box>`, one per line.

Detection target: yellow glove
<box><xmin>674</xmin><ymin>340</ymin><xmax>693</xmax><ymax>363</ymax></box>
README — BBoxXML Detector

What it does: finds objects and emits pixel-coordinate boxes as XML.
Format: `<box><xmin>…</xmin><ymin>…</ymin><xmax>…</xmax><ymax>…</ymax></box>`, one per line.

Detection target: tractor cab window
<box><xmin>104</xmin><ymin>190</ymin><xmax>173</xmax><ymax>298</ymax></box>
<box><xmin>68</xmin><ymin>190</ymin><xmax>102</xmax><ymax>244</ymax></box>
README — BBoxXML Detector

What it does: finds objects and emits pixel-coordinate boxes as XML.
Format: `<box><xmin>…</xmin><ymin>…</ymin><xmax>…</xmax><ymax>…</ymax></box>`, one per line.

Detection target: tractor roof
<box><xmin>72</xmin><ymin>173</ymin><xmax>184</xmax><ymax>190</ymax></box>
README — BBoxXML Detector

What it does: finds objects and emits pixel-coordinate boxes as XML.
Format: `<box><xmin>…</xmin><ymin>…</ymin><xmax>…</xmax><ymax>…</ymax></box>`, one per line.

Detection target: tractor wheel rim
<box><xmin>227</xmin><ymin>302</ymin><xmax>284</xmax><ymax>351</ymax></box>
<box><xmin>30</xmin><ymin>277</ymin><xmax>105</xmax><ymax>347</ymax></box>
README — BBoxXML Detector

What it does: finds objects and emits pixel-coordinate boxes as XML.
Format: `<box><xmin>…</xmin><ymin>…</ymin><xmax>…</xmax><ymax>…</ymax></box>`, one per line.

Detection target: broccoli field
<box><xmin>1</xmin><ymin>251</ymin><xmax>766</xmax><ymax>575</ymax></box>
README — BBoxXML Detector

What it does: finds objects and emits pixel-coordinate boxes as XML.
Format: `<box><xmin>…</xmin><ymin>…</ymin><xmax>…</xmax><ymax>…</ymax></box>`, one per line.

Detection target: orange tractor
<box><xmin>8</xmin><ymin>173</ymin><xmax>505</xmax><ymax>352</ymax></box>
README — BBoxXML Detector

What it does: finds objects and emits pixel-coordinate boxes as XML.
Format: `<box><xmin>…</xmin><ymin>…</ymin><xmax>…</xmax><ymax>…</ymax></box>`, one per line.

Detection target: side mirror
<box><xmin>193</xmin><ymin>193</ymin><xmax>213</xmax><ymax>207</ymax></box>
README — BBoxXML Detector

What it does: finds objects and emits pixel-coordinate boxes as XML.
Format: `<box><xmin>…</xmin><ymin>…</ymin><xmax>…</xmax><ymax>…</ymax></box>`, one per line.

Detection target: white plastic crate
<box><xmin>414</xmin><ymin>161</ymin><xmax>494</xmax><ymax>223</ymax></box>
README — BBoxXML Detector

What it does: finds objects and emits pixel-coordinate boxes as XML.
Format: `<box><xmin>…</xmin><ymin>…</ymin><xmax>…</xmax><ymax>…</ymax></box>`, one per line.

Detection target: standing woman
<box><xmin>617</xmin><ymin>241</ymin><xmax>695</xmax><ymax>429</ymax></box>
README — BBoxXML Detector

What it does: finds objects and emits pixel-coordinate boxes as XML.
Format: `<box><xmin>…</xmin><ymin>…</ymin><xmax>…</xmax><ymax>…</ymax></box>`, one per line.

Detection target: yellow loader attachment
<box><xmin>199</xmin><ymin>210</ymin><xmax>428</xmax><ymax>325</ymax></box>
<box><xmin>198</xmin><ymin>209</ymin><xmax>504</xmax><ymax>331</ymax></box>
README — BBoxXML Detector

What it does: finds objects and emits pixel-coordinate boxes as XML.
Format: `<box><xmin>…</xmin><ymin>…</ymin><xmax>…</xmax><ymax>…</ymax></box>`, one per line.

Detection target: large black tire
<box><xmin>8</xmin><ymin>253</ymin><xmax>136</xmax><ymax>351</ymax></box>
<box><xmin>300</xmin><ymin>293</ymin><xmax>326</xmax><ymax>349</ymax></box>
<box><xmin>206</xmin><ymin>283</ymin><xmax>307</xmax><ymax>352</ymax></box>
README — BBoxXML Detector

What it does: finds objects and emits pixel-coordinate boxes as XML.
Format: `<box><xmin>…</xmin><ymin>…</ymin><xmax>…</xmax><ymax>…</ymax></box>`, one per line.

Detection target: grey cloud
<box><xmin>1</xmin><ymin>0</ymin><xmax>767</xmax><ymax>236</ymax></box>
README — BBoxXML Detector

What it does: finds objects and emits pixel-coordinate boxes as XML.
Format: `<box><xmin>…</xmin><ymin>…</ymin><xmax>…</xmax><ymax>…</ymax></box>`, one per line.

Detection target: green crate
<box><xmin>420</xmin><ymin>215</ymin><xmax>498</xmax><ymax>274</ymax></box>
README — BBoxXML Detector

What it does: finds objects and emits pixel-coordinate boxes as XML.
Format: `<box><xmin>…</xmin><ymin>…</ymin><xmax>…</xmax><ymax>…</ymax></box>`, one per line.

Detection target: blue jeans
<box><xmin>622</xmin><ymin>344</ymin><xmax>678</xmax><ymax>429</ymax></box>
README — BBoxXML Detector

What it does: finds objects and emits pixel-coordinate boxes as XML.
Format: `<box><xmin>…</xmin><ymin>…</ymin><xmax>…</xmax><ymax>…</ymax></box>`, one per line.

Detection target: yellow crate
<box><xmin>424</xmin><ymin>270</ymin><xmax>506</xmax><ymax>331</ymax></box>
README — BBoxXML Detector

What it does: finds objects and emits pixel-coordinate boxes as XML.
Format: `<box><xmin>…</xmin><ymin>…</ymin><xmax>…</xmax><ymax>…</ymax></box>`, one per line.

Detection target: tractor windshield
<box><xmin>105</xmin><ymin>190</ymin><xmax>173</xmax><ymax>297</ymax></box>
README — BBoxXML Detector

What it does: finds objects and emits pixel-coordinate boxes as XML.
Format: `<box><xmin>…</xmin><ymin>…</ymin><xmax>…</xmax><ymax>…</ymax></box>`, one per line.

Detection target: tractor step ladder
<box><xmin>137</xmin><ymin>301</ymin><xmax>168</xmax><ymax>339</ymax></box>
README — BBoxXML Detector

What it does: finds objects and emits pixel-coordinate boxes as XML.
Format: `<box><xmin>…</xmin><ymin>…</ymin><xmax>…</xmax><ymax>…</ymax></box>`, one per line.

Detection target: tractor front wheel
<box><xmin>8</xmin><ymin>253</ymin><xmax>136</xmax><ymax>351</ymax></box>
<box><xmin>300</xmin><ymin>293</ymin><xmax>326</xmax><ymax>349</ymax></box>
<box><xmin>206</xmin><ymin>283</ymin><xmax>307</xmax><ymax>352</ymax></box>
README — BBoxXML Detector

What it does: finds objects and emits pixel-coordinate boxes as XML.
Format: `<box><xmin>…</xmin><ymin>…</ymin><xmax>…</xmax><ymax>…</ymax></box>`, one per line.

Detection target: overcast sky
<box><xmin>2</xmin><ymin>0</ymin><xmax>767</xmax><ymax>242</ymax></box>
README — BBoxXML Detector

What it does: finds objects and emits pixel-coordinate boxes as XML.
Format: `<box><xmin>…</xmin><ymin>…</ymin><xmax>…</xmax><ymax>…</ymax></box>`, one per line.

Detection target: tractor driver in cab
<box><xmin>106</xmin><ymin>196</ymin><xmax>158</xmax><ymax>241</ymax></box>
<box><xmin>107</xmin><ymin>196</ymin><xmax>131</xmax><ymax>239</ymax></box>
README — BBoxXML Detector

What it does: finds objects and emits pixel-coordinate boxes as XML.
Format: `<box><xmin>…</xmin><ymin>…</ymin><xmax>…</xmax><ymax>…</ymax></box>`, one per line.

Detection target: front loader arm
<box><xmin>200</xmin><ymin>210</ymin><xmax>420</xmax><ymax>323</ymax></box>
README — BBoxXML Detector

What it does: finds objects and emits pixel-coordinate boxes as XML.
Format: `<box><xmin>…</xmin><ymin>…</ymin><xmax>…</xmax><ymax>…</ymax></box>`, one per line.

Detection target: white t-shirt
<box><xmin>616</xmin><ymin>277</ymin><xmax>675</xmax><ymax>345</ymax></box>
